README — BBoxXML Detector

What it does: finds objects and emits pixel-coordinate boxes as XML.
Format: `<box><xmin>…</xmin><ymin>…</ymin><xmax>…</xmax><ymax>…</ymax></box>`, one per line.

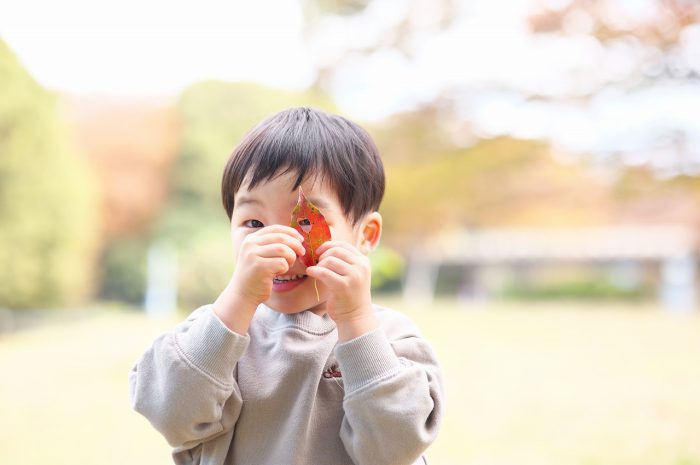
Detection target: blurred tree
<box><xmin>98</xmin><ymin>235</ymin><xmax>148</xmax><ymax>305</ymax></box>
<box><xmin>301</xmin><ymin>0</ymin><xmax>458</xmax><ymax>91</ymax></box>
<box><xmin>63</xmin><ymin>97</ymin><xmax>179</xmax><ymax>305</ymax></box>
<box><xmin>301</xmin><ymin>0</ymin><xmax>373</xmax><ymax>19</ymax></box>
<box><xmin>370</xmin><ymin>245</ymin><xmax>405</xmax><ymax>291</ymax></box>
<box><xmin>64</xmin><ymin>97</ymin><xmax>179</xmax><ymax>240</ymax></box>
<box><xmin>301</xmin><ymin>0</ymin><xmax>700</xmax><ymax>173</ymax></box>
<box><xmin>529</xmin><ymin>0</ymin><xmax>700</xmax><ymax>75</ymax></box>
<box><xmin>372</xmin><ymin>108</ymin><xmax>613</xmax><ymax>244</ymax></box>
<box><xmin>0</xmin><ymin>39</ymin><xmax>100</xmax><ymax>309</ymax></box>
<box><xmin>611</xmin><ymin>166</ymin><xmax>700</xmax><ymax>228</ymax></box>
<box><xmin>302</xmin><ymin>0</ymin><xmax>698</xmax><ymax>96</ymax></box>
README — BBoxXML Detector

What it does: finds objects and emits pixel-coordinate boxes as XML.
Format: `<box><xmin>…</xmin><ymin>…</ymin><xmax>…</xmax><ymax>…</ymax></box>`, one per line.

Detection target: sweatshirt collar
<box><xmin>257</xmin><ymin>304</ymin><xmax>337</xmax><ymax>335</ymax></box>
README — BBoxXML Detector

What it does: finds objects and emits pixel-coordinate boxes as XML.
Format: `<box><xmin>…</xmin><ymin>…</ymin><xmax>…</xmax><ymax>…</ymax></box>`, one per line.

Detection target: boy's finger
<box><xmin>261</xmin><ymin>256</ymin><xmax>291</xmax><ymax>275</ymax></box>
<box><xmin>258</xmin><ymin>243</ymin><xmax>299</xmax><ymax>268</ymax></box>
<box><xmin>305</xmin><ymin>265</ymin><xmax>345</xmax><ymax>287</ymax></box>
<box><xmin>254</xmin><ymin>233</ymin><xmax>305</xmax><ymax>256</ymax></box>
<box><xmin>315</xmin><ymin>256</ymin><xmax>354</xmax><ymax>276</ymax></box>
<box><xmin>315</xmin><ymin>240</ymin><xmax>356</xmax><ymax>257</ymax></box>
<box><xmin>256</xmin><ymin>224</ymin><xmax>305</xmax><ymax>242</ymax></box>
<box><xmin>316</xmin><ymin>245</ymin><xmax>358</xmax><ymax>265</ymax></box>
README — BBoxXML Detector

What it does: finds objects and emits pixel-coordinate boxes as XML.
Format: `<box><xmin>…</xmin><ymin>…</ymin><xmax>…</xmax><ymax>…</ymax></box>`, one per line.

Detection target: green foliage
<box><xmin>0</xmin><ymin>39</ymin><xmax>99</xmax><ymax>309</ymax></box>
<box><xmin>675</xmin><ymin>458</ymin><xmax>700</xmax><ymax>465</ymax></box>
<box><xmin>98</xmin><ymin>236</ymin><xmax>148</xmax><ymax>305</ymax></box>
<box><xmin>98</xmin><ymin>225</ymin><xmax>232</xmax><ymax>311</ymax></box>
<box><xmin>377</xmin><ymin>131</ymin><xmax>549</xmax><ymax>238</ymax></box>
<box><xmin>174</xmin><ymin>224</ymin><xmax>233</xmax><ymax>311</ymax></box>
<box><xmin>370</xmin><ymin>245</ymin><xmax>405</xmax><ymax>291</ymax></box>
<box><xmin>371</xmin><ymin>108</ymin><xmax>626</xmax><ymax>241</ymax></box>
<box><xmin>300</xmin><ymin>0</ymin><xmax>372</xmax><ymax>24</ymax></box>
<box><xmin>500</xmin><ymin>276</ymin><xmax>649</xmax><ymax>301</ymax></box>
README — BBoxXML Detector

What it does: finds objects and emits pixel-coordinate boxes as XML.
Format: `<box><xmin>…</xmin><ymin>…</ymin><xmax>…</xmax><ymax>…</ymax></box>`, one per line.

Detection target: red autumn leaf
<box><xmin>290</xmin><ymin>187</ymin><xmax>331</xmax><ymax>267</ymax></box>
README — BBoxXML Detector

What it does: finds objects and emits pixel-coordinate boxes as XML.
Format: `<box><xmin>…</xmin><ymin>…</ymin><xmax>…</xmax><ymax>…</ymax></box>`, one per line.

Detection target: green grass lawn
<box><xmin>1</xmin><ymin>298</ymin><xmax>699</xmax><ymax>465</ymax></box>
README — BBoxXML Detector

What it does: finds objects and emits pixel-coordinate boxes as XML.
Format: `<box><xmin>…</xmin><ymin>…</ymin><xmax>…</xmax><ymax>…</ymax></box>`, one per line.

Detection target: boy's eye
<box><xmin>244</xmin><ymin>219</ymin><xmax>264</xmax><ymax>228</ymax></box>
<box><xmin>297</xmin><ymin>218</ymin><xmax>312</xmax><ymax>233</ymax></box>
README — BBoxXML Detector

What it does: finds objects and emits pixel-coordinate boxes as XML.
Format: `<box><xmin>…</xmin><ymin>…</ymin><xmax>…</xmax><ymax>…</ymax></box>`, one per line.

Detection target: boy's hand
<box><xmin>305</xmin><ymin>241</ymin><xmax>378</xmax><ymax>341</ymax></box>
<box><xmin>215</xmin><ymin>225</ymin><xmax>304</xmax><ymax>335</ymax></box>
<box><xmin>231</xmin><ymin>225</ymin><xmax>306</xmax><ymax>306</ymax></box>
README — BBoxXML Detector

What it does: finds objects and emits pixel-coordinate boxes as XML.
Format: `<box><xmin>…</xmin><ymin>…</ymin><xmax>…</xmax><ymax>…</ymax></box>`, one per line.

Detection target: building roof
<box><xmin>426</xmin><ymin>225</ymin><xmax>698</xmax><ymax>263</ymax></box>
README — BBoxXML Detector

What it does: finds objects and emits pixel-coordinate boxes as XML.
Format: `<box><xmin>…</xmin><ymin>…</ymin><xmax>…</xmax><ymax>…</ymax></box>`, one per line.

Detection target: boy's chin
<box><xmin>264</xmin><ymin>296</ymin><xmax>327</xmax><ymax>315</ymax></box>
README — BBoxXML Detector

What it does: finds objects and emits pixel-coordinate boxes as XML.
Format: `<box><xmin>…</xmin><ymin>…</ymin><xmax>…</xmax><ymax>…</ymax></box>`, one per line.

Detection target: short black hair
<box><xmin>221</xmin><ymin>107</ymin><xmax>385</xmax><ymax>225</ymax></box>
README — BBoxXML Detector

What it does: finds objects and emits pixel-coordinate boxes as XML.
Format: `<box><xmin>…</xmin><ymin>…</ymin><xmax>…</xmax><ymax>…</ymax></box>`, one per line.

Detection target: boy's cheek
<box><xmin>323</xmin><ymin>224</ymin><xmax>362</xmax><ymax>247</ymax></box>
<box><xmin>230</xmin><ymin>229</ymin><xmax>241</xmax><ymax>246</ymax></box>
<box><xmin>230</xmin><ymin>228</ymin><xmax>252</xmax><ymax>253</ymax></box>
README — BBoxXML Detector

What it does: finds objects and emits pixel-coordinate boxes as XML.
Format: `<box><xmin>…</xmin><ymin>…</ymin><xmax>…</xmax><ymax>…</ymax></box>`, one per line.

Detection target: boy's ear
<box><xmin>357</xmin><ymin>211</ymin><xmax>382</xmax><ymax>255</ymax></box>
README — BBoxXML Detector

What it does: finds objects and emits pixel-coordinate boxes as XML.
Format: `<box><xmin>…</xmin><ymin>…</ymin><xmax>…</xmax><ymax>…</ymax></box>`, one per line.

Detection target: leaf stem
<box><xmin>305</xmin><ymin>230</ymin><xmax>320</xmax><ymax>301</ymax></box>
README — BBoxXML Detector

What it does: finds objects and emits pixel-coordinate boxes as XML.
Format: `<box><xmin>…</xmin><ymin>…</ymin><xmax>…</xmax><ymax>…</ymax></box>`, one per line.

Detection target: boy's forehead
<box><xmin>237</xmin><ymin>172</ymin><xmax>338</xmax><ymax>209</ymax></box>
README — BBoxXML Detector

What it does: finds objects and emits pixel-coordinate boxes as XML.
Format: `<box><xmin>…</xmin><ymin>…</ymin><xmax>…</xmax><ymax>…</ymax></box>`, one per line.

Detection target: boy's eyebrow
<box><xmin>236</xmin><ymin>194</ymin><xmax>331</xmax><ymax>210</ymax></box>
<box><xmin>236</xmin><ymin>195</ymin><xmax>263</xmax><ymax>207</ymax></box>
<box><xmin>307</xmin><ymin>197</ymin><xmax>330</xmax><ymax>210</ymax></box>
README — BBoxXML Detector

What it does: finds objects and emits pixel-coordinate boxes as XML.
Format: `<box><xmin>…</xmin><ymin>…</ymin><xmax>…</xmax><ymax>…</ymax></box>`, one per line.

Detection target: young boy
<box><xmin>129</xmin><ymin>107</ymin><xmax>444</xmax><ymax>465</ymax></box>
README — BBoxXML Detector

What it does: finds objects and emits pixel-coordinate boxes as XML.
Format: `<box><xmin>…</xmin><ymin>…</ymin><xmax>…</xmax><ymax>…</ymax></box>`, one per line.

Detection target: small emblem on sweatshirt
<box><xmin>323</xmin><ymin>364</ymin><xmax>342</xmax><ymax>379</ymax></box>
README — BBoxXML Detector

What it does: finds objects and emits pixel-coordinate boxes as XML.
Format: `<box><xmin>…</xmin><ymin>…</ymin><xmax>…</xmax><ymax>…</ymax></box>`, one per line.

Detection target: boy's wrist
<box><xmin>213</xmin><ymin>281</ymin><xmax>259</xmax><ymax>335</ymax></box>
<box><xmin>334</xmin><ymin>306</ymin><xmax>379</xmax><ymax>342</ymax></box>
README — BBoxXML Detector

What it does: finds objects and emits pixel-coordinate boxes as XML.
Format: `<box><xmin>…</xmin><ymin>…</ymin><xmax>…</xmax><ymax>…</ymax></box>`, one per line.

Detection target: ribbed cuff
<box><xmin>335</xmin><ymin>328</ymin><xmax>401</xmax><ymax>393</ymax></box>
<box><xmin>175</xmin><ymin>306</ymin><xmax>249</xmax><ymax>383</ymax></box>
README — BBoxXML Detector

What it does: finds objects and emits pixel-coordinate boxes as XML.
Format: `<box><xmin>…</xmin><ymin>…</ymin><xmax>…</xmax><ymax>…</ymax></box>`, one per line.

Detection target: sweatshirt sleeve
<box><xmin>128</xmin><ymin>304</ymin><xmax>249</xmax><ymax>452</ymax></box>
<box><xmin>334</xmin><ymin>316</ymin><xmax>444</xmax><ymax>465</ymax></box>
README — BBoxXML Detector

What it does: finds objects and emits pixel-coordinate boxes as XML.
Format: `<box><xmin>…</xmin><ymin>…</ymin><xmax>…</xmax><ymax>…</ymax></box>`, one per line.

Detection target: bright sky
<box><xmin>2</xmin><ymin>0</ymin><xmax>699</xmax><ymax>167</ymax></box>
<box><xmin>0</xmin><ymin>0</ymin><xmax>314</xmax><ymax>96</ymax></box>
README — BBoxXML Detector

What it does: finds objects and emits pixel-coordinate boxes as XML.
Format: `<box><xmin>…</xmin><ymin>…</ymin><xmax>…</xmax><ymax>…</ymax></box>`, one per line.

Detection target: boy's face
<box><xmin>230</xmin><ymin>170</ymin><xmax>365</xmax><ymax>314</ymax></box>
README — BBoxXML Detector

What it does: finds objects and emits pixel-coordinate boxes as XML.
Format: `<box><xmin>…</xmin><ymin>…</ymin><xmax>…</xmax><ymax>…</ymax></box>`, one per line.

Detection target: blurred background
<box><xmin>1</xmin><ymin>0</ymin><xmax>699</xmax><ymax>464</ymax></box>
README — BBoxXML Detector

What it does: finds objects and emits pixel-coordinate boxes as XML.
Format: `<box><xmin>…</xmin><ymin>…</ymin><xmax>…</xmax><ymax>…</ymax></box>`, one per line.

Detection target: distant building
<box><xmin>403</xmin><ymin>225</ymin><xmax>698</xmax><ymax>312</ymax></box>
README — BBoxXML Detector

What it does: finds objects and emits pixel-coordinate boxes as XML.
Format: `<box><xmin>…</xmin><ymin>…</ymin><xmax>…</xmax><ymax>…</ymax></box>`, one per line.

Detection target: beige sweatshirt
<box><xmin>129</xmin><ymin>303</ymin><xmax>444</xmax><ymax>465</ymax></box>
